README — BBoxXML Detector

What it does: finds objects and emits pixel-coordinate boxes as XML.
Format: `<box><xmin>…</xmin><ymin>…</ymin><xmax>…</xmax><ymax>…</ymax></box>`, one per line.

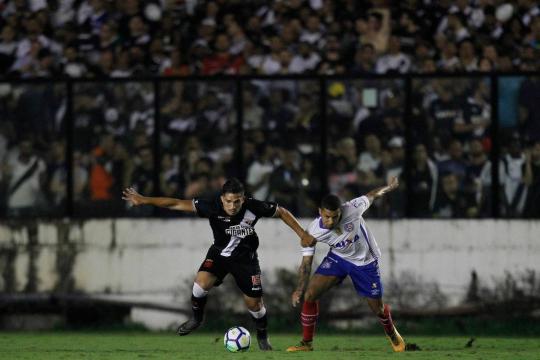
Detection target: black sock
<box><xmin>191</xmin><ymin>294</ymin><xmax>207</xmax><ymax>322</ymax></box>
<box><xmin>251</xmin><ymin>313</ymin><xmax>268</xmax><ymax>339</ymax></box>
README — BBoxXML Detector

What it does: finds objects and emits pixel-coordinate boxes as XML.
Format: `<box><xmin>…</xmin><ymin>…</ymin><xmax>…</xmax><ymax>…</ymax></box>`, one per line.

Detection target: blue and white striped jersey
<box><xmin>303</xmin><ymin>196</ymin><xmax>381</xmax><ymax>266</ymax></box>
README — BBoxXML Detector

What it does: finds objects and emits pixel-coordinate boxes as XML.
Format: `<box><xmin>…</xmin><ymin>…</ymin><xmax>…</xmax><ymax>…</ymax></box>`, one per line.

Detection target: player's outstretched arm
<box><xmin>365</xmin><ymin>176</ymin><xmax>399</xmax><ymax>203</ymax></box>
<box><xmin>291</xmin><ymin>254</ymin><xmax>314</xmax><ymax>307</ymax></box>
<box><xmin>274</xmin><ymin>206</ymin><xmax>316</xmax><ymax>246</ymax></box>
<box><xmin>122</xmin><ymin>187</ymin><xmax>196</xmax><ymax>212</ymax></box>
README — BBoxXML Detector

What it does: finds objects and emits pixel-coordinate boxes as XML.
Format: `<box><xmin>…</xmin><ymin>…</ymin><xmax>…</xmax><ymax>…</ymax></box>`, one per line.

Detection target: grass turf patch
<box><xmin>0</xmin><ymin>332</ymin><xmax>539</xmax><ymax>359</ymax></box>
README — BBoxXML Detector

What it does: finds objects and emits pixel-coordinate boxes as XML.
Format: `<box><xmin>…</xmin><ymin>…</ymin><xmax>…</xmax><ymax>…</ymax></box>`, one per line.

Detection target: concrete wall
<box><xmin>1</xmin><ymin>219</ymin><xmax>539</xmax><ymax>329</ymax></box>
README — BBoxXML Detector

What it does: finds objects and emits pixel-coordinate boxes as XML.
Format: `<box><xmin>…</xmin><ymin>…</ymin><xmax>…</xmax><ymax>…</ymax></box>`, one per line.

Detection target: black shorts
<box><xmin>198</xmin><ymin>246</ymin><xmax>263</xmax><ymax>298</ymax></box>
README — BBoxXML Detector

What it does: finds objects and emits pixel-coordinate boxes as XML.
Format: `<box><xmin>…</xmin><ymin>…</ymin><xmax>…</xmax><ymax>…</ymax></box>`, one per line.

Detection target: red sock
<box><xmin>301</xmin><ymin>301</ymin><xmax>319</xmax><ymax>342</ymax></box>
<box><xmin>378</xmin><ymin>304</ymin><xmax>395</xmax><ymax>335</ymax></box>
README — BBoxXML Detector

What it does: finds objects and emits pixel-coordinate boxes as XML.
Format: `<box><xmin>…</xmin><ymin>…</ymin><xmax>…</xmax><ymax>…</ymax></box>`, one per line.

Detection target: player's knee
<box><xmin>245</xmin><ymin>300</ymin><xmax>263</xmax><ymax>312</ymax></box>
<box><xmin>194</xmin><ymin>280</ymin><xmax>213</xmax><ymax>291</ymax></box>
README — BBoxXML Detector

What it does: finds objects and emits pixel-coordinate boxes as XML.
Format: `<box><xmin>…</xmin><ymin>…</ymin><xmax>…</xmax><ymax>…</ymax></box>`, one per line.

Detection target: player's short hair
<box><xmin>222</xmin><ymin>178</ymin><xmax>245</xmax><ymax>195</ymax></box>
<box><xmin>320</xmin><ymin>194</ymin><xmax>341</xmax><ymax>211</ymax></box>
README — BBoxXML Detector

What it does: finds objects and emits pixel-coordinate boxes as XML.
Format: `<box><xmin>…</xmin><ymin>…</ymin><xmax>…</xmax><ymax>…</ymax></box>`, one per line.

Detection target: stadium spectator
<box><xmin>269</xmin><ymin>146</ymin><xmax>301</xmax><ymax>215</ymax></box>
<box><xmin>438</xmin><ymin>139</ymin><xmax>468</xmax><ymax>182</ymax></box>
<box><xmin>458</xmin><ymin>39</ymin><xmax>478</xmax><ymax>71</ymax></box>
<box><xmin>386</xmin><ymin>136</ymin><xmax>406</xmax><ymax>217</ymax></box>
<box><xmin>240</xmin><ymin>89</ymin><xmax>264</xmax><ymax>130</ymax></box>
<box><xmin>465</xmin><ymin>138</ymin><xmax>492</xmax><ymax>217</ymax></box>
<box><xmin>434</xmin><ymin>172</ymin><xmax>477</xmax><ymax>218</ymax></box>
<box><xmin>46</xmin><ymin>140</ymin><xmax>67</xmax><ymax>215</ymax></box>
<box><xmin>519</xmin><ymin>77</ymin><xmax>540</xmax><ymax>142</ymax></box>
<box><xmin>410</xmin><ymin>143</ymin><xmax>438</xmax><ymax>217</ymax></box>
<box><xmin>246</xmin><ymin>144</ymin><xmax>275</xmax><ymax>201</ymax></box>
<box><xmin>523</xmin><ymin>141</ymin><xmax>540</xmax><ymax>218</ymax></box>
<box><xmin>350</xmin><ymin>43</ymin><xmax>376</xmax><ymax>74</ymax></box>
<box><xmin>500</xmin><ymin>133</ymin><xmax>527</xmax><ymax>217</ymax></box>
<box><xmin>2</xmin><ymin>0</ymin><xmax>540</xmax><ymax>79</ymax></box>
<box><xmin>452</xmin><ymin>82</ymin><xmax>490</xmax><ymax>142</ymax></box>
<box><xmin>127</xmin><ymin>145</ymin><xmax>154</xmax><ymax>216</ymax></box>
<box><xmin>290</xmin><ymin>41</ymin><xmax>320</xmax><ymax>74</ymax></box>
<box><xmin>87</xmin><ymin>133</ymin><xmax>116</xmax><ymax>212</ymax></box>
<box><xmin>358</xmin><ymin>133</ymin><xmax>382</xmax><ymax>175</ymax></box>
<box><xmin>3</xmin><ymin>138</ymin><xmax>47</xmax><ymax>217</ymax></box>
<box><xmin>375</xmin><ymin>35</ymin><xmax>411</xmax><ymax>74</ymax></box>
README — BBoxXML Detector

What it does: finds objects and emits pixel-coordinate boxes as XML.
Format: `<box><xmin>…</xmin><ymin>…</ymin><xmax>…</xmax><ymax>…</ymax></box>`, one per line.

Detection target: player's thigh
<box><xmin>197</xmin><ymin>248</ymin><xmax>229</xmax><ymax>289</ymax></box>
<box><xmin>349</xmin><ymin>261</ymin><xmax>383</xmax><ymax>299</ymax></box>
<box><xmin>304</xmin><ymin>274</ymin><xmax>341</xmax><ymax>301</ymax></box>
<box><xmin>229</xmin><ymin>256</ymin><xmax>263</xmax><ymax>299</ymax></box>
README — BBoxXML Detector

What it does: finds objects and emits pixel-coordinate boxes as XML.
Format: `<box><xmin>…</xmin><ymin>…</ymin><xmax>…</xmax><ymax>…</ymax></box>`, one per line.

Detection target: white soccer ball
<box><xmin>224</xmin><ymin>326</ymin><xmax>251</xmax><ymax>352</ymax></box>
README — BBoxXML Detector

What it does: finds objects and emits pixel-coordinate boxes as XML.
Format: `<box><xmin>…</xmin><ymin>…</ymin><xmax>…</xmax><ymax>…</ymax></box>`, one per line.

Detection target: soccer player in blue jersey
<box><xmin>286</xmin><ymin>176</ymin><xmax>406</xmax><ymax>352</ymax></box>
<box><xmin>123</xmin><ymin>178</ymin><xmax>314</xmax><ymax>351</ymax></box>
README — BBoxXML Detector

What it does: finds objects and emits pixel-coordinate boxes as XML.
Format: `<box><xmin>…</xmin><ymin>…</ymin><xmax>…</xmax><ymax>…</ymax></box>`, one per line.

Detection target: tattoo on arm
<box><xmin>295</xmin><ymin>257</ymin><xmax>313</xmax><ymax>293</ymax></box>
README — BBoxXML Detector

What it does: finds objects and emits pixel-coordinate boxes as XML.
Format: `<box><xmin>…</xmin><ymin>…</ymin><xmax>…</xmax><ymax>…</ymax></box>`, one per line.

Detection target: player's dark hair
<box><xmin>222</xmin><ymin>177</ymin><xmax>245</xmax><ymax>195</ymax></box>
<box><xmin>321</xmin><ymin>194</ymin><xmax>341</xmax><ymax>211</ymax></box>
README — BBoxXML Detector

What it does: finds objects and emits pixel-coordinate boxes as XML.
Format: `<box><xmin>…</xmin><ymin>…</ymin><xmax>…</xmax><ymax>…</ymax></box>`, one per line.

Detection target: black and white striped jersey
<box><xmin>193</xmin><ymin>196</ymin><xmax>278</xmax><ymax>258</ymax></box>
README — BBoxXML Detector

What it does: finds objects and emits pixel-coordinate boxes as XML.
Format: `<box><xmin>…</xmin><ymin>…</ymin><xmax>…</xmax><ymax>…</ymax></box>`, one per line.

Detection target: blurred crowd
<box><xmin>1</xmin><ymin>76</ymin><xmax>539</xmax><ymax>219</ymax></box>
<box><xmin>1</xmin><ymin>0</ymin><xmax>540</xmax><ymax>78</ymax></box>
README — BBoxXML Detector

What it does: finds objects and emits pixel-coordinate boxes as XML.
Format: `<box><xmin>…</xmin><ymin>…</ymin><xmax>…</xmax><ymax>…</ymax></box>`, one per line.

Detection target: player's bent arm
<box><xmin>274</xmin><ymin>206</ymin><xmax>316</xmax><ymax>246</ymax></box>
<box><xmin>122</xmin><ymin>187</ymin><xmax>195</xmax><ymax>212</ymax></box>
<box><xmin>365</xmin><ymin>176</ymin><xmax>399</xmax><ymax>203</ymax></box>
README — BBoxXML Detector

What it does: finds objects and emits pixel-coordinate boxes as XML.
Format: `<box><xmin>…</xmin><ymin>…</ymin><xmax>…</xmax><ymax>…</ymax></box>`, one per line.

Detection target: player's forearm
<box><xmin>140</xmin><ymin>196</ymin><xmax>186</xmax><ymax>209</ymax></box>
<box><xmin>366</xmin><ymin>179</ymin><xmax>398</xmax><ymax>203</ymax></box>
<box><xmin>365</xmin><ymin>185</ymin><xmax>390</xmax><ymax>203</ymax></box>
<box><xmin>276</xmin><ymin>206</ymin><xmax>308</xmax><ymax>239</ymax></box>
<box><xmin>295</xmin><ymin>258</ymin><xmax>313</xmax><ymax>293</ymax></box>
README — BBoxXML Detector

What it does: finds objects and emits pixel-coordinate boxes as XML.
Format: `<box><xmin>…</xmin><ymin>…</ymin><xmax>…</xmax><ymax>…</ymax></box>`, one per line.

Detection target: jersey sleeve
<box><xmin>347</xmin><ymin>195</ymin><xmax>371</xmax><ymax>216</ymax></box>
<box><xmin>248</xmin><ymin>198</ymin><xmax>278</xmax><ymax>218</ymax></box>
<box><xmin>193</xmin><ymin>197</ymin><xmax>212</xmax><ymax>218</ymax></box>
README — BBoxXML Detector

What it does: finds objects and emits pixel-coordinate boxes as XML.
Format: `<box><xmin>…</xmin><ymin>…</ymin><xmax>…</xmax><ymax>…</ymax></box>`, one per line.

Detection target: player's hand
<box><xmin>301</xmin><ymin>232</ymin><xmax>316</xmax><ymax>247</ymax></box>
<box><xmin>387</xmin><ymin>176</ymin><xmax>399</xmax><ymax>190</ymax></box>
<box><xmin>122</xmin><ymin>187</ymin><xmax>144</xmax><ymax>206</ymax></box>
<box><xmin>291</xmin><ymin>290</ymin><xmax>303</xmax><ymax>307</ymax></box>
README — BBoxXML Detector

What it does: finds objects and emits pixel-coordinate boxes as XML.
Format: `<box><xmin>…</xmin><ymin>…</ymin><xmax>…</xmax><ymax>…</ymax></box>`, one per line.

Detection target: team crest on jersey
<box><xmin>203</xmin><ymin>259</ymin><xmax>213</xmax><ymax>268</ymax></box>
<box><xmin>344</xmin><ymin>222</ymin><xmax>354</xmax><ymax>232</ymax></box>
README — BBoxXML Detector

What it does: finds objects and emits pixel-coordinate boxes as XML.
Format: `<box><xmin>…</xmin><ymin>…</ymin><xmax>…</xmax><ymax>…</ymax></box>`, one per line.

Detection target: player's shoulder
<box><xmin>244</xmin><ymin>197</ymin><xmax>277</xmax><ymax>214</ymax></box>
<box><xmin>245</xmin><ymin>197</ymin><xmax>271</xmax><ymax>208</ymax></box>
<box><xmin>345</xmin><ymin>196</ymin><xmax>369</xmax><ymax>210</ymax></box>
<box><xmin>194</xmin><ymin>195</ymin><xmax>220</xmax><ymax>211</ymax></box>
<box><xmin>307</xmin><ymin>217</ymin><xmax>327</xmax><ymax>236</ymax></box>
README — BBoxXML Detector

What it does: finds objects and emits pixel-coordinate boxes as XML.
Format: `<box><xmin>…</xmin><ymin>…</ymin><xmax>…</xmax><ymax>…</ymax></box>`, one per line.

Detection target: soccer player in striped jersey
<box><xmin>286</xmin><ymin>176</ymin><xmax>406</xmax><ymax>352</ymax></box>
<box><xmin>123</xmin><ymin>178</ymin><xmax>314</xmax><ymax>351</ymax></box>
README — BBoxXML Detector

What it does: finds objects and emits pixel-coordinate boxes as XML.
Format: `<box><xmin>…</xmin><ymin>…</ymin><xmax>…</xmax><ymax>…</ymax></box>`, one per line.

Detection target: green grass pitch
<box><xmin>1</xmin><ymin>332</ymin><xmax>539</xmax><ymax>359</ymax></box>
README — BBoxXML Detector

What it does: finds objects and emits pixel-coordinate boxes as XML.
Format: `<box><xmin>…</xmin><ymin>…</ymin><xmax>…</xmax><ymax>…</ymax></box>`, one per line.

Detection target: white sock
<box><xmin>248</xmin><ymin>306</ymin><xmax>267</xmax><ymax>319</ymax></box>
<box><xmin>192</xmin><ymin>283</ymin><xmax>208</xmax><ymax>298</ymax></box>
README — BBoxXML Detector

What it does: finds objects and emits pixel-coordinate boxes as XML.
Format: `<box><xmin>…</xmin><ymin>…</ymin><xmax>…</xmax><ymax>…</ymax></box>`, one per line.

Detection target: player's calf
<box><xmin>249</xmin><ymin>306</ymin><xmax>272</xmax><ymax>351</ymax></box>
<box><xmin>178</xmin><ymin>284</ymin><xmax>208</xmax><ymax>336</ymax></box>
<box><xmin>379</xmin><ymin>304</ymin><xmax>405</xmax><ymax>352</ymax></box>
